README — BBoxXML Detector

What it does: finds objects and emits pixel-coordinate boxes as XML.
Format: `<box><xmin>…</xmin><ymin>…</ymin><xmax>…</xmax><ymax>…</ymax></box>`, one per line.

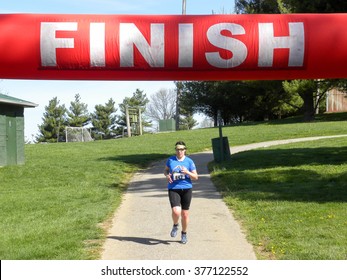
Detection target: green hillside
<box><xmin>1</xmin><ymin>114</ymin><xmax>347</xmax><ymax>259</ymax></box>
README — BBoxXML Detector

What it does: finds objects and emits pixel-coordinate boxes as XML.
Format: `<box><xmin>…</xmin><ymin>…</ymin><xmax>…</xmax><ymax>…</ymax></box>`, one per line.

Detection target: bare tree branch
<box><xmin>145</xmin><ymin>88</ymin><xmax>176</xmax><ymax>122</ymax></box>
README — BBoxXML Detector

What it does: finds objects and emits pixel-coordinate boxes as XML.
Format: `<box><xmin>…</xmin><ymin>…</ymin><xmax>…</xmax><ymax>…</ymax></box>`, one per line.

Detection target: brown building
<box><xmin>326</xmin><ymin>88</ymin><xmax>347</xmax><ymax>113</ymax></box>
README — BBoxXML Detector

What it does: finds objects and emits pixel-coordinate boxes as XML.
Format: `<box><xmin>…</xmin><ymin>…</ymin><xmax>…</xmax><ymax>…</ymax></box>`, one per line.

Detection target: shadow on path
<box><xmin>108</xmin><ymin>236</ymin><xmax>180</xmax><ymax>246</ymax></box>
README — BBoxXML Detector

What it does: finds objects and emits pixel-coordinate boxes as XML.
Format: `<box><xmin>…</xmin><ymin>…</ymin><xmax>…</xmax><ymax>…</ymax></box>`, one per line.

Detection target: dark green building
<box><xmin>159</xmin><ymin>119</ymin><xmax>176</xmax><ymax>132</ymax></box>
<box><xmin>0</xmin><ymin>93</ymin><xmax>38</xmax><ymax>166</ymax></box>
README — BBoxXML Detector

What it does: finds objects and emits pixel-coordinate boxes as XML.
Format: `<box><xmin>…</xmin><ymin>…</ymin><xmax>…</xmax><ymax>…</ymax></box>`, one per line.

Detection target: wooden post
<box><xmin>126</xmin><ymin>106</ymin><xmax>131</xmax><ymax>137</ymax></box>
<box><xmin>217</xmin><ymin>110</ymin><xmax>224</xmax><ymax>162</ymax></box>
<box><xmin>138</xmin><ymin>108</ymin><xmax>143</xmax><ymax>135</ymax></box>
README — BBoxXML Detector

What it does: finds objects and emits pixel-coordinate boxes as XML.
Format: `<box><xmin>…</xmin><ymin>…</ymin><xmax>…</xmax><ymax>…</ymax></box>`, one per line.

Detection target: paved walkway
<box><xmin>101</xmin><ymin>135</ymin><xmax>347</xmax><ymax>260</ymax></box>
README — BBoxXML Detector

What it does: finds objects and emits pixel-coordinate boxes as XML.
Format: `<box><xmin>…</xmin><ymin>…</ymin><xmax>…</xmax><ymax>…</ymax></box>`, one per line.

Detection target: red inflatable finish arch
<box><xmin>1</xmin><ymin>13</ymin><xmax>347</xmax><ymax>81</ymax></box>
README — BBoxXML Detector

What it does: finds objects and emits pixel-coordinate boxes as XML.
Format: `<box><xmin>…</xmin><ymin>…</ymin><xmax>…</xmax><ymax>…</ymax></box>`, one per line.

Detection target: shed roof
<box><xmin>0</xmin><ymin>93</ymin><xmax>38</xmax><ymax>108</ymax></box>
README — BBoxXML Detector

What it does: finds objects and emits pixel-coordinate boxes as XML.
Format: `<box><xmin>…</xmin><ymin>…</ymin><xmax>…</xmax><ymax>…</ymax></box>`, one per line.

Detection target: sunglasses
<box><xmin>175</xmin><ymin>148</ymin><xmax>185</xmax><ymax>151</ymax></box>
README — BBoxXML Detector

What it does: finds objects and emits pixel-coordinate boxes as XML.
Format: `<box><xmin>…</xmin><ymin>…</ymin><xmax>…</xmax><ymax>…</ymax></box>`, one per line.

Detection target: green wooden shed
<box><xmin>0</xmin><ymin>93</ymin><xmax>38</xmax><ymax>166</ymax></box>
<box><xmin>159</xmin><ymin>119</ymin><xmax>176</xmax><ymax>132</ymax></box>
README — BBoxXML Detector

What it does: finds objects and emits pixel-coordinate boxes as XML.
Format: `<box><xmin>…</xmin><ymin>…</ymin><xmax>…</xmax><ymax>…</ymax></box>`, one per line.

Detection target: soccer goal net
<box><xmin>65</xmin><ymin>127</ymin><xmax>93</xmax><ymax>142</ymax></box>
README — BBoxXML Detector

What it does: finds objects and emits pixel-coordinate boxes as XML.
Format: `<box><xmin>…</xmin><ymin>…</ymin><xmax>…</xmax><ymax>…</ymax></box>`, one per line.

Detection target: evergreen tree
<box><xmin>178</xmin><ymin>91</ymin><xmax>198</xmax><ymax>130</ymax></box>
<box><xmin>179</xmin><ymin>114</ymin><xmax>198</xmax><ymax>130</ymax></box>
<box><xmin>90</xmin><ymin>98</ymin><xmax>117</xmax><ymax>139</ymax></box>
<box><xmin>36</xmin><ymin>97</ymin><xmax>67</xmax><ymax>143</ymax></box>
<box><xmin>180</xmin><ymin>81</ymin><xmax>249</xmax><ymax>125</ymax></box>
<box><xmin>116</xmin><ymin>89</ymin><xmax>150</xmax><ymax>134</ymax></box>
<box><xmin>67</xmin><ymin>93</ymin><xmax>90</xmax><ymax>127</ymax></box>
<box><xmin>282</xmin><ymin>0</ymin><xmax>347</xmax><ymax>13</ymax></box>
<box><xmin>244</xmin><ymin>80</ymin><xmax>298</xmax><ymax>121</ymax></box>
<box><xmin>234</xmin><ymin>0</ymin><xmax>347</xmax><ymax>121</ymax></box>
<box><xmin>235</xmin><ymin>0</ymin><xmax>281</xmax><ymax>14</ymax></box>
<box><xmin>180</xmin><ymin>80</ymin><xmax>299</xmax><ymax>124</ymax></box>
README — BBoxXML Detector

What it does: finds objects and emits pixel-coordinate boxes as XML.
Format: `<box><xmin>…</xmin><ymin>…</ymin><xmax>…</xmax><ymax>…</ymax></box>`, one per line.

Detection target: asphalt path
<box><xmin>101</xmin><ymin>135</ymin><xmax>347</xmax><ymax>260</ymax></box>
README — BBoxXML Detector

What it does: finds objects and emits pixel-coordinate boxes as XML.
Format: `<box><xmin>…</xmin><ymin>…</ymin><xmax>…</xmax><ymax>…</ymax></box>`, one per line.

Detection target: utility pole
<box><xmin>176</xmin><ymin>0</ymin><xmax>186</xmax><ymax>131</ymax></box>
<box><xmin>182</xmin><ymin>0</ymin><xmax>186</xmax><ymax>15</ymax></box>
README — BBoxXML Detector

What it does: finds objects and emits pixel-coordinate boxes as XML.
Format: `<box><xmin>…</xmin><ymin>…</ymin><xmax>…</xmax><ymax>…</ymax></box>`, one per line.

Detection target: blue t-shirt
<box><xmin>166</xmin><ymin>156</ymin><xmax>197</xmax><ymax>190</ymax></box>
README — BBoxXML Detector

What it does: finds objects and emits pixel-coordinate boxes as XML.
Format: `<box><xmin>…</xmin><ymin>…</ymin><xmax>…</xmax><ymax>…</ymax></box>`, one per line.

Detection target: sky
<box><xmin>0</xmin><ymin>0</ymin><xmax>235</xmax><ymax>142</ymax></box>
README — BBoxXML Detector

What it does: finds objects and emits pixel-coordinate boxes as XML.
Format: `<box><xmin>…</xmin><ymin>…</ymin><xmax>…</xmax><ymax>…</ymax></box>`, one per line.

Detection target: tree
<box><xmin>178</xmin><ymin>96</ymin><xmax>198</xmax><ymax>130</ymax></box>
<box><xmin>181</xmin><ymin>81</ymin><xmax>258</xmax><ymax>125</ymax></box>
<box><xmin>283</xmin><ymin>80</ymin><xmax>316</xmax><ymax>121</ymax></box>
<box><xmin>235</xmin><ymin>0</ymin><xmax>282</xmax><ymax>14</ymax></box>
<box><xmin>282</xmin><ymin>0</ymin><xmax>347</xmax><ymax>13</ymax></box>
<box><xmin>282</xmin><ymin>1</ymin><xmax>347</xmax><ymax>120</ymax></box>
<box><xmin>283</xmin><ymin>79</ymin><xmax>341</xmax><ymax>121</ymax></box>
<box><xmin>36</xmin><ymin>97</ymin><xmax>67</xmax><ymax>143</ymax></box>
<box><xmin>116</xmin><ymin>89</ymin><xmax>150</xmax><ymax>133</ymax></box>
<box><xmin>90</xmin><ymin>98</ymin><xmax>117</xmax><ymax>139</ymax></box>
<box><xmin>67</xmin><ymin>93</ymin><xmax>90</xmax><ymax>127</ymax></box>
<box><xmin>180</xmin><ymin>80</ymin><xmax>300</xmax><ymax>124</ymax></box>
<box><xmin>235</xmin><ymin>0</ymin><xmax>347</xmax><ymax>121</ymax></box>
<box><xmin>244</xmin><ymin>80</ymin><xmax>299</xmax><ymax>120</ymax></box>
<box><xmin>180</xmin><ymin>81</ymin><xmax>215</xmax><ymax>125</ymax></box>
<box><xmin>174</xmin><ymin>81</ymin><xmax>183</xmax><ymax>131</ymax></box>
<box><xmin>234</xmin><ymin>0</ymin><xmax>347</xmax><ymax>14</ymax></box>
<box><xmin>176</xmin><ymin>82</ymin><xmax>198</xmax><ymax>130</ymax></box>
<box><xmin>179</xmin><ymin>114</ymin><xmax>198</xmax><ymax>130</ymax></box>
<box><xmin>146</xmin><ymin>88</ymin><xmax>176</xmax><ymax>122</ymax></box>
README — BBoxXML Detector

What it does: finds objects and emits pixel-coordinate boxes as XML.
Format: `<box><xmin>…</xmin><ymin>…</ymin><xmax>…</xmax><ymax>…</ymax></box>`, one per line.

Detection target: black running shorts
<box><xmin>168</xmin><ymin>188</ymin><xmax>193</xmax><ymax>210</ymax></box>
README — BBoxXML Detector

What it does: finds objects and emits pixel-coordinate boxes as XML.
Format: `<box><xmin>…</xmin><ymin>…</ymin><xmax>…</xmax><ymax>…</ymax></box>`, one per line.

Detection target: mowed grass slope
<box><xmin>210</xmin><ymin>137</ymin><xmax>347</xmax><ymax>260</ymax></box>
<box><xmin>1</xmin><ymin>114</ymin><xmax>347</xmax><ymax>259</ymax></box>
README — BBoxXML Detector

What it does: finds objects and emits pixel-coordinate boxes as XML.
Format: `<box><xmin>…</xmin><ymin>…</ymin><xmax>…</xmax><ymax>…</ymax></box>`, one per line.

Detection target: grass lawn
<box><xmin>0</xmin><ymin>113</ymin><xmax>347</xmax><ymax>259</ymax></box>
<box><xmin>210</xmin><ymin>137</ymin><xmax>347</xmax><ymax>259</ymax></box>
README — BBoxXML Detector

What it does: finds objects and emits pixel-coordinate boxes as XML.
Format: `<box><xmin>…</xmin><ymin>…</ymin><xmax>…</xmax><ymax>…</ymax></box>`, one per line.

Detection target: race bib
<box><xmin>173</xmin><ymin>172</ymin><xmax>185</xmax><ymax>181</ymax></box>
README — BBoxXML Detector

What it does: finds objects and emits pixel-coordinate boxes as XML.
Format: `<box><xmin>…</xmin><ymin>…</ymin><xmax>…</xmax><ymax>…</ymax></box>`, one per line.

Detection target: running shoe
<box><xmin>170</xmin><ymin>224</ymin><xmax>178</xmax><ymax>237</ymax></box>
<box><xmin>181</xmin><ymin>232</ymin><xmax>188</xmax><ymax>244</ymax></box>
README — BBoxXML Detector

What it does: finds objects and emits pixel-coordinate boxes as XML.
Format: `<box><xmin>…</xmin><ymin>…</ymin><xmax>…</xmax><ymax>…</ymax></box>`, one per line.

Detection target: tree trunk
<box><xmin>213</xmin><ymin>114</ymin><xmax>218</xmax><ymax>127</ymax></box>
<box><xmin>302</xmin><ymin>92</ymin><xmax>315</xmax><ymax>122</ymax></box>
